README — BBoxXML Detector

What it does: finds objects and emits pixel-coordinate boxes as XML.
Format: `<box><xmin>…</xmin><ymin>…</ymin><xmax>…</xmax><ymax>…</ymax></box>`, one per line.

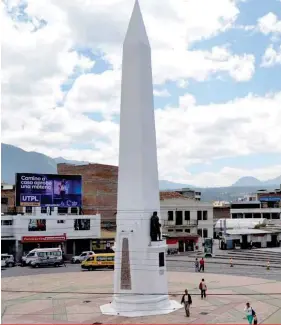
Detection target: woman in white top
<box><xmin>244</xmin><ymin>302</ymin><xmax>254</xmax><ymax>324</ymax></box>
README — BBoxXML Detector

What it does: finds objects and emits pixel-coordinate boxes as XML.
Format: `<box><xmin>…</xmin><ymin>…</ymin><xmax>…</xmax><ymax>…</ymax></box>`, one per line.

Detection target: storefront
<box><xmin>21</xmin><ymin>234</ymin><xmax>67</xmax><ymax>255</ymax></box>
<box><xmin>165</xmin><ymin>235</ymin><xmax>199</xmax><ymax>253</ymax></box>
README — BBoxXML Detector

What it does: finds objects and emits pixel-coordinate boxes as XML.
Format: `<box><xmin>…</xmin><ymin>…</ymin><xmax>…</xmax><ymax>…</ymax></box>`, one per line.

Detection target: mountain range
<box><xmin>1</xmin><ymin>143</ymin><xmax>280</xmax><ymax>201</ymax></box>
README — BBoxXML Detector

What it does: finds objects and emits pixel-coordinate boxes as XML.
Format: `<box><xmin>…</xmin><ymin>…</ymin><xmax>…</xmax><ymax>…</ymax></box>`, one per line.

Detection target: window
<box><xmin>175</xmin><ymin>211</ymin><xmax>183</xmax><ymax>225</ymax></box>
<box><xmin>37</xmin><ymin>251</ymin><xmax>61</xmax><ymax>258</ymax></box>
<box><xmin>197</xmin><ymin>228</ymin><xmax>202</xmax><ymax>237</ymax></box>
<box><xmin>25</xmin><ymin>206</ymin><xmax>32</xmax><ymax>214</ymax></box>
<box><xmin>28</xmin><ymin>219</ymin><xmax>46</xmax><ymax>231</ymax></box>
<box><xmin>58</xmin><ymin>207</ymin><xmax>68</xmax><ymax>214</ymax></box>
<box><xmin>185</xmin><ymin>229</ymin><xmax>190</xmax><ymax>233</ymax></box>
<box><xmin>253</xmin><ymin>213</ymin><xmax>261</xmax><ymax>218</ymax></box>
<box><xmin>184</xmin><ymin>211</ymin><xmax>190</xmax><ymax>221</ymax></box>
<box><xmin>203</xmin><ymin>211</ymin><xmax>208</xmax><ymax>220</ymax></box>
<box><xmin>272</xmin><ymin>213</ymin><xmax>280</xmax><ymax>219</ymax></box>
<box><xmin>203</xmin><ymin>229</ymin><xmax>208</xmax><ymax>238</ymax></box>
<box><xmin>41</xmin><ymin>207</ymin><xmax>47</xmax><ymax>214</ymax></box>
<box><xmin>175</xmin><ymin>229</ymin><xmax>183</xmax><ymax>232</ymax></box>
<box><xmin>96</xmin><ymin>255</ymin><xmax>114</xmax><ymax>261</ymax></box>
<box><xmin>197</xmin><ymin>211</ymin><xmax>202</xmax><ymax>221</ymax></box>
<box><xmin>71</xmin><ymin>207</ymin><xmax>78</xmax><ymax>214</ymax></box>
<box><xmin>57</xmin><ymin>220</ymin><xmax>65</xmax><ymax>224</ymax></box>
<box><xmin>26</xmin><ymin>252</ymin><xmax>35</xmax><ymax>257</ymax></box>
<box><xmin>1</xmin><ymin>220</ymin><xmax>13</xmax><ymax>226</ymax></box>
<box><xmin>80</xmin><ymin>253</ymin><xmax>87</xmax><ymax>257</ymax></box>
<box><xmin>159</xmin><ymin>252</ymin><xmax>165</xmax><ymax>267</ymax></box>
<box><xmin>74</xmin><ymin>219</ymin><xmax>90</xmax><ymax>231</ymax></box>
<box><xmin>167</xmin><ymin>229</ymin><xmax>173</xmax><ymax>232</ymax></box>
<box><xmin>245</xmin><ymin>213</ymin><xmax>252</xmax><ymax>218</ymax></box>
<box><xmin>232</xmin><ymin>213</ymin><xmax>238</xmax><ymax>219</ymax></box>
<box><xmin>263</xmin><ymin>213</ymin><xmax>270</xmax><ymax>219</ymax></box>
<box><xmin>1</xmin><ymin>198</ymin><xmax>8</xmax><ymax>204</ymax></box>
<box><xmin>168</xmin><ymin>211</ymin><xmax>173</xmax><ymax>221</ymax></box>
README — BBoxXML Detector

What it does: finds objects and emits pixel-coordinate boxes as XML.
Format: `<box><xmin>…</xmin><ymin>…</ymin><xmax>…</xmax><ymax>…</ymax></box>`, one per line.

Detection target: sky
<box><xmin>1</xmin><ymin>0</ymin><xmax>281</xmax><ymax>187</ymax></box>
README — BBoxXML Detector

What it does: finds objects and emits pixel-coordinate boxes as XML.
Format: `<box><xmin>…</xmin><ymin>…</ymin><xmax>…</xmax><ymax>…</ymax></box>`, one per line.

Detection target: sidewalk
<box><xmin>2</xmin><ymin>271</ymin><xmax>281</xmax><ymax>324</ymax></box>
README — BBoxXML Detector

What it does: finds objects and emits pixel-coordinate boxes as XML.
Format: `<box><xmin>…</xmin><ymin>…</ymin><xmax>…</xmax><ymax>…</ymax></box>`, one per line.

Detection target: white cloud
<box><xmin>261</xmin><ymin>45</ymin><xmax>281</xmax><ymax>67</ymax></box>
<box><xmin>2</xmin><ymin>0</ymin><xmax>280</xmax><ymax>187</ymax></box>
<box><xmin>155</xmin><ymin>92</ymin><xmax>281</xmax><ymax>185</ymax></box>
<box><xmin>181</xmin><ymin>165</ymin><xmax>281</xmax><ymax>187</ymax></box>
<box><xmin>257</xmin><ymin>12</ymin><xmax>281</xmax><ymax>35</ymax></box>
<box><xmin>153</xmin><ymin>89</ymin><xmax>171</xmax><ymax>97</ymax></box>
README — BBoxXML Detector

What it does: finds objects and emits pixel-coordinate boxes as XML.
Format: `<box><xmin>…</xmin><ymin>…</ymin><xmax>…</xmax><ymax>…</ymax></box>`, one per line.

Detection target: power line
<box><xmin>3</xmin><ymin>289</ymin><xmax>281</xmax><ymax>296</ymax></box>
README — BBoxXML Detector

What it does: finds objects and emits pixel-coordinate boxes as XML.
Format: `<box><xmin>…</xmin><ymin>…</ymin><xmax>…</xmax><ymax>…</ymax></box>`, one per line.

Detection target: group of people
<box><xmin>181</xmin><ymin>279</ymin><xmax>207</xmax><ymax>317</ymax></box>
<box><xmin>181</xmin><ymin>281</ymin><xmax>258</xmax><ymax>324</ymax></box>
<box><xmin>195</xmin><ymin>257</ymin><xmax>205</xmax><ymax>272</ymax></box>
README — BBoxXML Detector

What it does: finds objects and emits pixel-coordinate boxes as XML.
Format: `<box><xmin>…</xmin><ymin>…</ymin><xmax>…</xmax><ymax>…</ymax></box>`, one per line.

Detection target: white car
<box><xmin>1</xmin><ymin>254</ymin><xmax>15</xmax><ymax>268</ymax></box>
<box><xmin>71</xmin><ymin>251</ymin><xmax>95</xmax><ymax>264</ymax></box>
<box><xmin>21</xmin><ymin>248</ymin><xmax>62</xmax><ymax>266</ymax></box>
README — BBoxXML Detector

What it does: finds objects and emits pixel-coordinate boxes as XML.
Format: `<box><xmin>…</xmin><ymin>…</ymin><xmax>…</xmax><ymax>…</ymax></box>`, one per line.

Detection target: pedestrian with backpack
<box><xmin>244</xmin><ymin>302</ymin><xmax>256</xmax><ymax>324</ymax></box>
<box><xmin>199</xmin><ymin>278</ymin><xmax>207</xmax><ymax>299</ymax></box>
<box><xmin>181</xmin><ymin>289</ymin><xmax>192</xmax><ymax>317</ymax></box>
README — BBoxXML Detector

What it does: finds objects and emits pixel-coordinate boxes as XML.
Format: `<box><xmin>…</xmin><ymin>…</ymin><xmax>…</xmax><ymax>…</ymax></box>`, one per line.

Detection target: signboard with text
<box><xmin>21</xmin><ymin>235</ymin><xmax>66</xmax><ymax>242</ymax></box>
<box><xmin>15</xmin><ymin>173</ymin><xmax>82</xmax><ymax>207</ymax></box>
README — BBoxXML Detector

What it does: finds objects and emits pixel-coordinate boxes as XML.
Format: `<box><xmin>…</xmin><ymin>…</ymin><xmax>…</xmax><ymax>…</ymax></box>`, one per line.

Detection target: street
<box><xmin>2</xmin><ymin>257</ymin><xmax>281</xmax><ymax>281</ymax></box>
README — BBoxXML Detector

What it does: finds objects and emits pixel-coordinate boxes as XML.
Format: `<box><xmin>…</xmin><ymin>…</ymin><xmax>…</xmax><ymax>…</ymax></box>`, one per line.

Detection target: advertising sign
<box><xmin>21</xmin><ymin>235</ymin><xmax>66</xmax><ymax>242</ymax></box>
<box><xmin>15</xmin><ymin>173</ymin><xmax>82</xmax><ymax>207</ymax></box>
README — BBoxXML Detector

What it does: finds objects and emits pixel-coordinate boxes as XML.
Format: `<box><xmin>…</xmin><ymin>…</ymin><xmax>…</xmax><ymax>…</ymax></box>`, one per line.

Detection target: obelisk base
<box><xmin>100</xmin><ymin>298</ymin><xmax>182</xmax><ymax>317</ymax></box>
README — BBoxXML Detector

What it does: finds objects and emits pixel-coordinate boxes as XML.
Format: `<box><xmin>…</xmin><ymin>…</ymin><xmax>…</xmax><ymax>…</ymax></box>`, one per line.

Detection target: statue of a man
<box><xmin>150</xmin><ymin>211</ymin><xmax>161</xmax><ymax>242</ymax></box>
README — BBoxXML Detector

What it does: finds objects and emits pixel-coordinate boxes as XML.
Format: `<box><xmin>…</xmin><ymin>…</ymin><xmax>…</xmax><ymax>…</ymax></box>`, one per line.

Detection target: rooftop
<box><xmin>159</xmin><ymin>191</ymin><xmax>186</xmax><ymax>200</ymax></box>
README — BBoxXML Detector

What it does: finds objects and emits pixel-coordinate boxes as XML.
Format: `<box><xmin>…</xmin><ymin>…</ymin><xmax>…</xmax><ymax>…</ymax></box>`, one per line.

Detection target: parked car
<box><xmin>1</xmin><ymin>254</ymin><xmax>15</xmax><ymax>267</ymax></box>
<box><xmin>29</xmin><ymin>248</ymin><xmax>63</xmax><ymax>268</ymax></box>
<box><xmin>71</xmin><ymin>251</ymin><xmax>95</xmax><ymax>264</ymax></box>
<box><xmin>21</xmin><ymin>248</ymin><xmax>62</xmax><ymax>266</ymax></box>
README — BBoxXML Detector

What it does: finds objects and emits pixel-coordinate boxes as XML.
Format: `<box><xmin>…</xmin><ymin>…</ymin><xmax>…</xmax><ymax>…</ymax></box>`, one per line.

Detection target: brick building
<box><xmin>57</xmin><ymin>163</ymin><xmax>118</xmax><ymax>222</ymax></box>
<box><xmin>1</xmin><ymin>184</ymin><xmax>22</xmax><ymax>214</ymax></box>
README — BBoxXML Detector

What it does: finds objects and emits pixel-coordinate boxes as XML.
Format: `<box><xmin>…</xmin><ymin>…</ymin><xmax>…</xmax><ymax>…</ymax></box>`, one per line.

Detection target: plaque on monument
<box><xmin>120</xmin><ymin>237</ymin><xmax>132</xmax><ymax>290</ymax></box>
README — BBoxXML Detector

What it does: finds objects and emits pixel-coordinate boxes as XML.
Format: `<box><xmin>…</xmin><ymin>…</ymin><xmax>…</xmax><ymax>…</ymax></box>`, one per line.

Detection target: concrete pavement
<box><xmin>2</xmin><ymin>271</ymin><xmax>281</xmax><ymax>324</ymax></box>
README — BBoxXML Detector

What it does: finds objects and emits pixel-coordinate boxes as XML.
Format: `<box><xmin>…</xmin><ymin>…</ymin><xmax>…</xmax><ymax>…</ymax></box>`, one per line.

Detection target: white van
<box><xmin>21</xmin><ymin>248</ymin><xmax>62</xmax><ymax>266</ymax></box>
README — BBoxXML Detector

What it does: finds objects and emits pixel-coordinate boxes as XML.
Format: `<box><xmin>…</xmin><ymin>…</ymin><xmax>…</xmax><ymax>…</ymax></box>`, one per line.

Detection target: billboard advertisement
<box><xmin>15</xmin><ymin>173</ymin><xmax>82</xmax><ymax>207</ymax></box>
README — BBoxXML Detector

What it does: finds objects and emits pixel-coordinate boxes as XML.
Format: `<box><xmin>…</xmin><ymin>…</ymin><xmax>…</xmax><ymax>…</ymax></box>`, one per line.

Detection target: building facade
<box><xmin>57</xmin><ymin>163</ymin><xmax>117</xmax><ymax>222</ymax></box>
<box><xmin>159</xmin><ymin>192</ymin><xmax>214</xmax><ymax>252</ymax></box>
<box><xmin>174</xmin><ymin>188</ymin><xmax>201</xmax><ymax>201</ymax></box>
<box><xmin>1</xmin><ymin>206</ymin><xmax>101</xmax><ymax>259</ymax></box>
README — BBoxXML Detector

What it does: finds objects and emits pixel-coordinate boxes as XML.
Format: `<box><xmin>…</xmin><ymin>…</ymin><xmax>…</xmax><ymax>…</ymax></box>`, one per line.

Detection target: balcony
<box><xmin>163</xmin><ymin>220</ymin><xmax>198</xmax><ymax>228</ymax></box>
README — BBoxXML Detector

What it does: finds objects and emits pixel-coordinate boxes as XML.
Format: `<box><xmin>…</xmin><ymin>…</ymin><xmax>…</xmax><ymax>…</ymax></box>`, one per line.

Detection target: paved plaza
<box><xmin>2</xmin><ymin>271</ymin><xmax>281</xmax><ymax>324</ymax></box>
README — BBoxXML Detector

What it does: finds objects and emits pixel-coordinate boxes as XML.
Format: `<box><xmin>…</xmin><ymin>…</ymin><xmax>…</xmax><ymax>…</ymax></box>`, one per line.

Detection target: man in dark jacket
<box><xmin>181</xmin><ymin>289</ymin><xmax>192</xmax><ymax>317</ymax></box>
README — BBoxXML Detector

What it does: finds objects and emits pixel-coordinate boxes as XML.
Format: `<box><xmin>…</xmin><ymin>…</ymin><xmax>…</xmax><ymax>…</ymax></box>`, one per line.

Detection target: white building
<box><xmin>1</xmin><ymin>206</ymin><xmax>100</xmax><ymax>259</ymax></box>
<box><xmin>230</xmin><ymin>200</ymin><xmax>281</xmax><ymax>223</ymax></box>
<box><xmin>159</xmin><ymin>192</ymin><xmax>213</xmax><ymax>252</ymax></box>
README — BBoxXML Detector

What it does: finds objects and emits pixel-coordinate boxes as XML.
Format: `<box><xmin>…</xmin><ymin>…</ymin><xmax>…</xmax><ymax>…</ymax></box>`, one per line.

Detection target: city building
<box><xmin>213</xmin><ymin>201</ymin><xmax>231</xmax><ymax>221</ymax></box>
<box><xmin>174</xmin><ymin>188</ymin><xmax>201</xmax><ymax>201</ymax></box>
<box><xmin>1</xmin><ymin>206</ymin><xmax>101</xmax><ymax>259</ymax></box>
<box><xmin>230</xmin><ymin>187</ymin><xmax>281</xmax><ymax>223</ymax></box>
<box><xmin>160</xmin><ymin>191</ymin><xmax>213</xmax><ymax>252</ymax></box>
<box><xmin>1</xmin><ymin>183</ymin><xmax>22</xmax><ymax>214</ymax></box>
<box><xmin>215</xmin><ymin>218</ymin><xmax>281</xmax><ymax>249</ymax></box>
<box><xmin>57</xmin><ymin>163</ymin><xmax>117</xmax><ymax>222</ymax></box>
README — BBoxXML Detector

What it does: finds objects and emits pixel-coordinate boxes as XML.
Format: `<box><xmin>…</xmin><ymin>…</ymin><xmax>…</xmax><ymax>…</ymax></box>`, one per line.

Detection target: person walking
<box><xmin>199</xmin><ymin>278</ymin><xmax>207</xmax><ymax>299</ymax></box>
<box><xmin>199</xmin><ymin>257</ymin><xmax>205</xmax><ymax>272</ymax></box>
<box><xmin>181</xmin><ymin>289</ymin><xmax>192</xmax><ymax>317</ymax></box>
<box><xmin>195</xmin><ymin>258</ymin><xmax>199</xmax><ymax>272</ymax></box>
<box><xmin>244</xmin><ymin>302</ymin><xmax>256</xmax><ymax>324</ymax></box>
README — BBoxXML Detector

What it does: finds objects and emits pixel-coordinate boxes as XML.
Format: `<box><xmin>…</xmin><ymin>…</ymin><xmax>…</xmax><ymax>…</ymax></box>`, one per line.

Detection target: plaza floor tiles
<box><xmin>2</xmin><ymin>272</ymin><xmax>281</xmax><ymax>324</ymax></box>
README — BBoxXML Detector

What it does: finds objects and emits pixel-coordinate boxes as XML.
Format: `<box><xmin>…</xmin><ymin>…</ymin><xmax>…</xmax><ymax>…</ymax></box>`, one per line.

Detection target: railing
<box><xmin>163</xmin><ymin>220</ymin><xmax>198</xmax><ymax>227</ymax></box>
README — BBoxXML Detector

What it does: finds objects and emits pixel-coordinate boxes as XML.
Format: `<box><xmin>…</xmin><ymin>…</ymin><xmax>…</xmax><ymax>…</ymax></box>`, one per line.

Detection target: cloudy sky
<box><xmin>2</xmin><ymin>0</ymin><xmax>281</xmax><ymax>187</ymax></box>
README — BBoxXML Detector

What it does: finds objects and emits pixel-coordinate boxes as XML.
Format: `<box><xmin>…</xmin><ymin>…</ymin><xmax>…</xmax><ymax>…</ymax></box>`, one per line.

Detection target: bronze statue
<box><xmin>150</xmin><ymin>211</ymin><xmax>162</xmax><ymax>241</ymax></box>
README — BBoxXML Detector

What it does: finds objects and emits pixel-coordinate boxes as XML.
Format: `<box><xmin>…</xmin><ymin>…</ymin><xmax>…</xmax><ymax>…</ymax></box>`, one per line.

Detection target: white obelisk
<box><xmin>100</xmin><ymin>0</ymin><xmax>182</xmax><ymax>317</ymax></box>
